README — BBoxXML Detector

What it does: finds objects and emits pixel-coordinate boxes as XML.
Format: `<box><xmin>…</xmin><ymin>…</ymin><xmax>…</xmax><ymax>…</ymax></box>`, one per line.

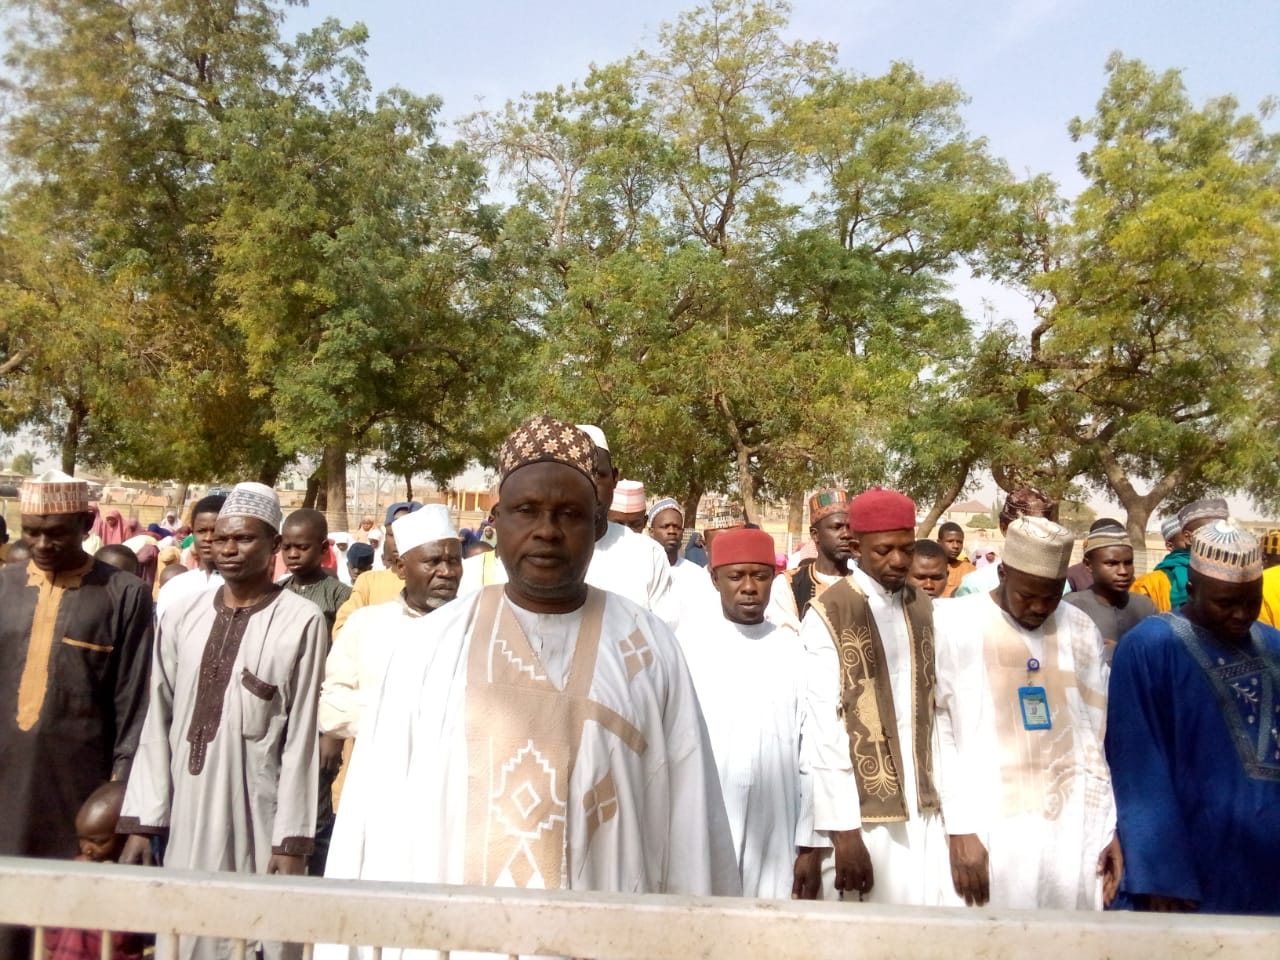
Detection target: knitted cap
<box><xmin>1003</xmin><ymin>516</ymin><xmax>1074</xmax><ymax>580</ymax></box>
<box><xmin>1189</xmin><ymin>521</ymin><xmax>1263</xmax><ymax>583</ymax></box>
<box><xmin>220</xmin><ymin>482</ymin><xmax>283</xmax><ymax>533</ymax></box>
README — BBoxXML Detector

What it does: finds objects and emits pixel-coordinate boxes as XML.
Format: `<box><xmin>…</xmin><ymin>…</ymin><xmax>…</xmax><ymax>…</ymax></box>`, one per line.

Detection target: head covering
<box><xmin>710</xmin><ymin>526</ymin><xmax>776</xmax><ymax>568</ymax></box>
<box><xmin>576</xmin><ymin>424</ymin><xmax>609</xmax><ymax>452</ymax></box>
<box><xmin>1003</xmin><ymin>516</ymin><xmax>1074</xmax><ymax>580</ymax></box>
<box><xmin>220</xmin><ymin>481</ymin><xmax>283</xmax><ymax>533</ymax></box>
<box><xmin>1189</xmin><ymin>521</ymin><xmax>1263</xmax><ymax>583</ymax></box>
<box><xmin>809</xmin><ymin>488</ymin><xmax>849</xmax><ymax>524</ymax></box>
<box><xmin>706</xmin><ymin>513</ymin><xmax>743</xmax><ymax>531</ymax></box>
<box><xmin>647</xmin><ymin>497</ymin><xmax>683</xmax><ymax>525</ymax></box>
<box><xmin>999</xmin><ymin>488</ymin><xmax>1057</xmax><ymax>527</ymax></box>
<box><xmin>20</xmin><ymin>470</ymin><xmax>89</xmax><ymax>515</ymax></box>
<box><xmin>1160</xmin><ymin>516</ymin><xmax>1182</xmax><ymax>541</ymax></box>
<box><xmin>1261</xmin><ymin>529</ymin><xmax>1280</xmax><ymax>559</ymax></box>
<box><xmin>1082</xmin><ymin>521</ymin><xmax>1130</xmax><ymax>556</ymax></box>
<box><xmin>392</xmin><ymin>503</ymin><xmax>458</xmax><ymax>556</ymax></box>
<box><xmin>331</xmin><ymin>531</ymin><xmax>353</xmax><ymax>547</ymax></box>
<box><xmin>384</xmin><ymin>501</ymin><xmax>422</xmax><ymax>525</ymax></box>
<box><xmin>498</xmin><ymin>416</ymin><xmax>596</xmax><ymax>489</ymax></box>
<box><xmin>848</xmin><ymin>488</ymin><xmax>915</xmax><ymax>534</ymax></box>
<box><xmin>347</xmin><ymin>542</ymin><xmax>375</xmax><ymax>570</ymax></box>
<box><xmin>1177</xmin><ymin>498</ymin><xmax>1229</xmax><ymax>531</ymax></box>
<box><xmin>610</xmin><ymin>480</ymin><xmax>646</xmax><ymax>514</ymax></box>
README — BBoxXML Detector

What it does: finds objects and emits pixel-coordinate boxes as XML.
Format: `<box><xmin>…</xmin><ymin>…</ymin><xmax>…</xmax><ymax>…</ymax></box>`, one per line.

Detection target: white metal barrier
<box><xmin>2</xmin><ymin>856</ymin><xmax>1278</xmax><ymax>959</ymax></box>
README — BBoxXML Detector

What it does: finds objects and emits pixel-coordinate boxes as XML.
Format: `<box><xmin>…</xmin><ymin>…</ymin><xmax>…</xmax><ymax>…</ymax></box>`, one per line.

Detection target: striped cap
<box><xmin>1189</xmin><ymin>521</ymin><xmax>1263</xmax><ymax>583</ymax></box>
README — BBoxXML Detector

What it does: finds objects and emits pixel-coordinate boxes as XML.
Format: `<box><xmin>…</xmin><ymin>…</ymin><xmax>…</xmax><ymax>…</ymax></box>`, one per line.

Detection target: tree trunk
<box><xmin>787</xmin><ymin>491</ymin><xmax>805</xmax><ymax>551</ymax></box>
<box><xmin>302</xmin><ymin>467</ymin><xmax>322</xmax><ymax>510</ymax></box>
<box><xmin>1091</xmin><ymin>440</ymin><xmax>1189</xmax><ymax>573</ymax></box>
<box><xmin>680</xmin><ymin>480</ymin><xmax>705</xmax><ymax>533</ymax></box>
<box><xmin>256</xmin><ymin>454</ymin><xmax>285</xmax><ymax>489</ymax></box>
<box><xmin>403</xmin><ymin>472</ymin><xmax>414</xmax><ymax>502</ymax></box>
<box><xmin>916</xmin><ymin>464</ymin><xmax>972</xmax><ymax>538</ymax></box>
<box><xmin>60</xmin><ymin>397</ymin><xmax>87</xmax><ymax>475</ymax></box>
<box><xmin>322</xmin><ymin>444</ymin><xmax>350</xmax><ymax>535</ymax></box>
<box><xmin>735</xmin><ymin>445</ymin><xmax>757</xmax><ymax>524</ymax></box>
<box><xmin>170</xmin><ymin>482</ymin><xmax>190</xmax><ymax>514</ymax></box>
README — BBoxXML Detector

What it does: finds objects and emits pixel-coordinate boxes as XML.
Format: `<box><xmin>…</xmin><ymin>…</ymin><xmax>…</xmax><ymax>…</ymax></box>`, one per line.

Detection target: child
<box><xmin>45</xmin><ymin>782</ymin><xmax>147</xmax><ymax>960</ymax></box>
<box><xmin>908</xmin><ymin>539</ymin><xmax>950</xmax><ymax>599</ymax></box>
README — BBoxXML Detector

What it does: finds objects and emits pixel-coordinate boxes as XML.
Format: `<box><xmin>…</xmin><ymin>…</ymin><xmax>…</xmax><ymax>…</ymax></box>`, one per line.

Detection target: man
<box><xmin>332</xmin><ymin>503</ymin><xmax>419</xmax><ymax>636</ymax></box>
<box><xmin>279</xmin><ymin>508</ymin><xmax>352</xmax><ymax>635</ymax></box>
<box><xmin>767</xmin><ymin>489</ymin><xmax>852</xmax><ymax>630</ymax></box>
<box><xmin>955</xmin><ymin>489</ymin><xmax>1058</xmax><ymax>597</ymax></box>
<box><xmin>1261</xmin><ymin>529</ymin><xmax>1280</xmax><ymax>627</ymax></box>
<box><xmin>154</xmin><ymin>494</ymin><xmax>226</xmax><ymax>620</ymax></box>
<box><xmin>608</xmin><ymin>479</ymin><xmax>648</xmax><ymax>533</ymax></box>
<box><xmin>648</xmin><ymin>496</ymin><xmax>713</xmax><ymax>618</ymax></box>
<box><xmin>1063</xmin><ymin>520</ymin><xmax>1156</xmax><ymax>660</ymax></box>
<box><xmin>1064</xmin><ymin>519</ymin><xmax>1118</xmax><ymax>594</ymax></box>
<box><xmin>323</xmin><ymin>417</ymin><xmax>739</xmax><ymax>938</ymax></box>
<box><xmin>907</xmin><ymin>540</ymin><xmax>949</xmax><ymax>599</ymax></box>
<box><xmin>677</xmin><ymin>525</ymin><xmax>823</xmax><ymax>899</ymax></box>
<box><xmin>119</xmin><ymin>482</ymin><xmax>326</xmax><ymax>960</ymax></box>
<box><xmin>799</xmin><ymin>487</ymin><xmax>952</xmax><ymax>905</ymax></box>
<box><xmin>937</xmin><ymin>522</ymin><xmax>975</xmax><ymax>598</ymax></box>
<box><xmin>1160</xmin><ymin>514</ymin><xmax>1188</xmax><ymax>553</ymax></box>
<box><xmin>346</xmin><ymin>542</ymin><xmax>374</xmax><ymax>584</ymax></box>
<box><xmin>0</xmin><ymin>471</ymin><xmax>154</xmax><ymax>958</ymax></box>
<box><xmin>934</xmin><ymin>516</ymin><xmax>1119</xmax><ymax>910</ymax></box>
<box><xmin>1106</xmin><ymin>521</ymin><xmax>1280</xmax><ymax>914</ymax></box>
<box><xmin>1131</xmin><ymin>498</ymin><xmax>1229</xmax><ymax>613</ymax></box>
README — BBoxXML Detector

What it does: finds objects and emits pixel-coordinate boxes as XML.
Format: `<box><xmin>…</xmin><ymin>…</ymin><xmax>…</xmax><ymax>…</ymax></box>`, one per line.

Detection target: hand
<box><xmin>319</xmin><ymin>733</ymin><xmax>345</xmax><ymax>777</ymax></box>
<box><xmin>791</xmin><ymin>847</ymin><xmax>825</xmax><ymax>900</ymax></box>
<box><xmin>267</xmin><ymin>854</ymin><xmax>305</xmax><ymax>876</ymax></box>
<box><xmin>831</xmin><ymin>829</ymin><xmax>873</xmax><ymax>899</ymax></box>
<box><xmin>118</xmin><ymin>835</ymin><xmax>155</xmax><ymax>866</ymax></box>
<box><xmin>1096</xmin><ymin>835</ymin><xmax>1123</xmax><ymax>907</ymax></box>
<box><xmin>949</xmin><ymin>833</ymin><xmax>989</xmax><ymax>907</ymax></box>
<box><xmin>1145</xmin><ymin>894</ymin><xmax>1198</xmax><ymax>913</ymax></box>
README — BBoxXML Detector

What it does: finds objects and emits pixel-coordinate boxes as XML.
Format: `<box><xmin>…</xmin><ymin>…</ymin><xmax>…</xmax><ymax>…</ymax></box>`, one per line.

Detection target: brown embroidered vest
<box><xmin>810</xmin><ymin>576</ymin><xmax>938</xmax><ymax>822</ymax></box>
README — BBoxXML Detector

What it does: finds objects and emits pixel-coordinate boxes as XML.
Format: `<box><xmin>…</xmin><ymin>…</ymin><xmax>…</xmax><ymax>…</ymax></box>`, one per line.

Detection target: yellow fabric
<box><xmin>1260</xmin><ymin>566</ymin><xmax>1280</xmax><ymax>628</ymax></box>
<box><xmin>1130</xmin><ymin>569</ymin><xmax>1172</xmax><ymax>614</ymax></box>
<box><xmin>332</xmin><ymin>568</ymin><xmax>403</xmax><ymax>638</ymax></box>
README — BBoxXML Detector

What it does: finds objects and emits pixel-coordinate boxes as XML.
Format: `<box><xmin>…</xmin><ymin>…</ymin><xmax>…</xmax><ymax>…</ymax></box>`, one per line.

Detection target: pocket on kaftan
<box><xmin>240</xmin><ymin>668</ymin><xmax>278</xmax><ymax>740</ymax></box>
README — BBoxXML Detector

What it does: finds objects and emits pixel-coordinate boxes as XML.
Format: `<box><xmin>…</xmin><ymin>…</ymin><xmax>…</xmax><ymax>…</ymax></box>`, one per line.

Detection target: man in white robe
<box><xmin>768</xmin><ymin>489</ymin><xmax>852</xmax><ymax>631</ymax></box>
<box><xmin>648</xmin><ymin>497</ymin><xmax>716</xmax><ymax>623</ymax></box>
<box><xmin>120</xmin><ymin>483</ymin><xmax>326</xmax><ymax>960</ymax></box>
<box><xmin>677</xmin><ymin>525</ymin><xmax>824</xmax><ymax>899</ymax></box>
<box><xmin>799</xmin><ymin>487</ymin><xmax>956</xmax><ymax>906</ymax></box>
<box><xmin>934</xmin><ymin>516</ymin><xmax>1120</xmax><ymax>910</ymax></box>
<box><xmin>323</xmin><ymin>417</ymin><xmax>738</xmax><ymax>959</ymax></box>
<box><xmin>154</xmin><ymin>494</ymin><xmax>225</xmax><ymax>620</ymax></box>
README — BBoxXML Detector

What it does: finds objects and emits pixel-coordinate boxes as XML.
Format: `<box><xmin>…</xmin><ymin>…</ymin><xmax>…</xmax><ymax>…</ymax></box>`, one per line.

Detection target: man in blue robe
<box><xmin>1106</xmin><ymin>520</ymin><xmax>1280</xmax><ymax>915</ymax></box>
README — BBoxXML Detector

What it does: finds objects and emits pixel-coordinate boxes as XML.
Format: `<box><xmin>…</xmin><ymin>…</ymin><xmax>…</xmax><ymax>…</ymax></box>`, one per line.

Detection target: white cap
<box><xmin>392</xmin><ymin>503</ymin><xmax>458</xmax><ymax>556</ymax></box>
<box><xmin>1002</xmin><ymin>516</ymin><xmax>1073</xmax><ymax>580</ymax></box>
<box><xmin>576</xmin><ymin>424</ymin><xmax>609</xmax><ymax>452</ymax></box>
<box><xmin>331</xmin><ymin>531</ymin><xmax>352</xmax><ymax>546</ymax></box>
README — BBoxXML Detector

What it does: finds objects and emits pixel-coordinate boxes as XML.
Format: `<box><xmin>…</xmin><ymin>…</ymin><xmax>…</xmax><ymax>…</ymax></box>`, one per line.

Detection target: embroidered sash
<box><xmin>810</xmin><ymin>578</ymin><xmax>938</xmax><ymax>822</ymax></box>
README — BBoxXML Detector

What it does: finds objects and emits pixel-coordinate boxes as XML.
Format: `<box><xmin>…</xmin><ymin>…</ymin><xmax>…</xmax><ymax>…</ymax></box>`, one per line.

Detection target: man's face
<box><xmin>608</xmin><ymin>509</ymin><xmax>646</xmax><ymax>533</ymax></box>
<box><xmin>997</xmin><ymin>565</ymin><xmax>1064</xmax><ymax>631</ymax></box>
<box><xmin>1085</xmin><ymin>545</ymin><xmax>1135</xmax><ymax>596</ymax></box>
<box><xmin>650</xmin><ymin>508</ymin><xmax>684</xmax><ymax>556</ymax></box>
<box><xmin>852</xmin><ymin>529</ymin><xmax>915</xmax><ymax>592</ymax></box>
<box><xmin>939</xmin><ymin>530</ymin><xmax>964</xmax><ymax>562</ymax></box>
<box><xmin>212</xmin><ymin>516</ymin><xmax>280</xmax><ymax>585</ymax></box>
<box><xmin>1166</xmin><ymin>531</ymin><xmax>1189</xmax><ymax>551</ymax></box>
<box><xmin>401</xmin><ymin>538</ymin><xmax>463</xmax><ymax>613</ymax></box>
<box><xmin>908</xmin><ymin>554</ymin><xmax>949</xmax><ymax>599</ymax></box>
<box><xmin>812</xmin><ymin>512</ymin><xmax>852</xmax><ymax>564</ymax></box>
<box><xmin>192</xmin><ymin>510</ymin><xmax>221</xmax><ymax>569</ymax></box>
<box><xmin>592</xmin><ymin>449</ymin><xmax>618</xmax><ymax>513</ymax></box>
<box><xmin>21</xmin><ymin>512</ymin><xmax>91</xmax><ymax>573</ymax></box>
<box><xmin>380</xmin><ymin>531</ymin><xmax>401</xmax><ymax>576</ymax></box>
<box><xmin>360</xmin><ymin>517</ymin><xmax>374</xmax><ymax>531</ymax></box>
<box><xmin>494</xmin><ymin>462</ymin><xmax>598</xmax><ymax>611</ymax></box>
<box><xmin>711</xmin><ymin>562</ymin><xmax>774</xmax><ymax>624</ymax></box>
<box><xmin>1187</xmin><ymin>573</ymin><xmax>1263</xmax><ymax>643</ymax></box>
<box><xmin>281</xmin><ymin>523</ymin><xmax>326</xmax><ymax>577</ymax></box>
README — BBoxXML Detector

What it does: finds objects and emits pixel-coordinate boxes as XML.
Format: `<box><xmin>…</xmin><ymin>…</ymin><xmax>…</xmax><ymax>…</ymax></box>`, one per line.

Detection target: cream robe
<box><xmin>677</xmin><ymin>610</ymin><xmax>823</xmax><ymax>898</ymax></box>
<box><xmin>319</xmin><ymin>595</ymin><xmax>423</xmax><ymax>739</ymax></box>
<box><xmin>322</xmin><ymin>586</ymin><xmax>739</xmax><ymax>960</ymax></box>
<box><xmin>767</xmin><ymin>566</ymin><xmax>843</xmax><ymax>632</ymax></box>
<box><xmin>933</xmin><ymin>593</ymin><xmax>1115</xmax><ymax>909</ymax></box>
<box><xmin>799</xmin><ymin>568</ymin><xmax>955</xmax><ymax>906</ymax></box>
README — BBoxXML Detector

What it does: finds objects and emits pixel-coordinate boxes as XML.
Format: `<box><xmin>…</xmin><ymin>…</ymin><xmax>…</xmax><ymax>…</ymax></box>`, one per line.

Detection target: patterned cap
<box><xmin>808</xmin><ymin>488</ymin><xmax>849</xmax><ymax>524</ymax></box>
<box><xmin>498</xmin><ymin>416</ymin><xmax>596</xmax><ymax>489</ymax></box>
<box><xmin>610</xmin><ymin>480</ymin><xmax>646</xmax><ymax>514</ymax></box>
<box><xmin>1190</xmin><ymin>521</ymin><xmax>1263</xmax><ymax>583</ymax></box>
<box><xmin>220</xmin><ymin>482</ymin><xmax>284</xmax><ymax>533</ymax></box>
<box><xmin>1082</xmin><ymin>521</ymin><xmax>1130</xmax><ymax>556</ymax></box>
<box><xmin>1160</xmin><ymin>516</ymin><xmax>1182</xmax><ymax>541</ymax></box>
<box><xmin>647</xmin><ymin>497</ymin><xmax>683</xmax><ymax>525</ymax></box>
<box><xmin>1177</xmin><ymin>498</ymin><xmax>1229</xmax><ymax>530</ymax></box>
<box><xmin>1261</xmin><ymin>529</ymin><xmax>1280</xmax><ymax>559</ymax></box>
<box><xmin>20</xmin><ymin>470</ymin><xmax>90</xmax><ymax>515</ymax></box>
<box><xmin>998</xmin><ymin>488</ymin><xmax>1057</xmax><ymax>527</ymax></box>
<box><xmin>1003</xmin><ymin>516</ymin><xmax>1074</xmax><ymax>580</ymax></box>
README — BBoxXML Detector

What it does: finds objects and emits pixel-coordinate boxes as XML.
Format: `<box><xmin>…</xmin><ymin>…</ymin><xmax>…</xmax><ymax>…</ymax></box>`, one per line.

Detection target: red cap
<box><xmin>710</xmin><ymin>527</ymin><xmax>777</xmax><ymax>569</ymax></box>
<box><xmin>848</xmin><ymin>488</ymin><xmax>916</xmax><ymax>534</ymax></box>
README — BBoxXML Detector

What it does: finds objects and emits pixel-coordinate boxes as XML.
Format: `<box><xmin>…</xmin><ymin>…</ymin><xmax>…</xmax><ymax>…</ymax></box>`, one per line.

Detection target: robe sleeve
<box><xmin>110</xmin><ymin>577</ymin><xmax>155</xmax><ymax>780</ymax></box>
<box><xmin>332</xmin><ymin>575</ymin><xmax>373</xmax><ymax>639</ymax></box>
<box><xmin>1104</xmin><ymin>620</ymin><xmax>1200</xmax><ymax>903</ymax></box>
<box><xmin>793</xmin><ymin>653</ymin><xmax>828</xmax><ymax>850</ymax></box>
<box><xmin>271</xmin><ymin>608</ymin><xmax>326</xmax><ymax>856</ymax></box>
<box><xmin>798</xmin><ymin>605</ymin><xmax>862</xmax><ymax>832</ymax></box>
<box><xmin>318</xmin><ymin>608</ymin><xmax>370</xmax><ymax>738</ymax></box>
<box><xmin>766</xmin><ymin>572</ymin><xmax>800</xmax><ymax>633</ymax></box>
<box><xmin>119</xmin><ymin>606</ymin><xmax>180</xmax><ymax>835</ymax></box>
<box><xmin>932</xmin><ymin>608</ymin><xmax>984</xmax><ymax>837</ymax></box>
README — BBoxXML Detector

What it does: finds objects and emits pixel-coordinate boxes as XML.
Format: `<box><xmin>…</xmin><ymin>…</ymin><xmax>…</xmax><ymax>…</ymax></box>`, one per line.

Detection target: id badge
<box><xmin>1018</xmin><ymin>686</ymin><xmax>1052</xmax><ymax>730</ymax></box>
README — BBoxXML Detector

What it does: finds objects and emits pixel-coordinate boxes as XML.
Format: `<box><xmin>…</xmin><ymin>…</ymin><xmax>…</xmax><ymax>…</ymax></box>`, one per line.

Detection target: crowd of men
<box><xmin>1</xmin><ymin>414</ymin><xmax>1279</xmax><ymax>960</ymax></box>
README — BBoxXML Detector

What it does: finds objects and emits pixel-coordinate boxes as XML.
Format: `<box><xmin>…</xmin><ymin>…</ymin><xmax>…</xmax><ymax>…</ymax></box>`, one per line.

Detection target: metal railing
<box><xmin>2</xmin><ymin>856</ymin><xmax>1277</xmax><ymax>959</ymax></box>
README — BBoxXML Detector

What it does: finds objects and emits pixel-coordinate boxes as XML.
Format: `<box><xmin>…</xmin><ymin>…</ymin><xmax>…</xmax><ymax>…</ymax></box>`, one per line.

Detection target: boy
<box><xmin>908</xmin><ymin>539</ymin><xmax>950</xmax><ymax>599</ymax></box>
<box><xmin>937</xmin><ymin>522</ymin><xmax>975</xmax><ymax>597</ymax></box>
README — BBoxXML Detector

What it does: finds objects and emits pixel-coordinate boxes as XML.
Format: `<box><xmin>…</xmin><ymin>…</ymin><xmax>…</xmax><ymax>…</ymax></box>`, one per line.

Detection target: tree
<box><xmin>10</xmin><ymin>450</ymin><xmax>34</xmax><ymax>474</ymax></box>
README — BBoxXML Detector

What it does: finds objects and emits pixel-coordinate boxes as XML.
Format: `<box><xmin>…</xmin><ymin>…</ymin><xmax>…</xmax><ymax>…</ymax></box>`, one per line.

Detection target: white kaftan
<box><xmin>154</xmin><ymin>567</ymin><xmax>223</xmax><ymax>621</ymax></box>
<box><xmin>933</xmin><ymin>593</ymin><xmax>1115</xmax><ymax>909</ymax></box>
<box><xmin>767</xmin><ymin>566</ymin><xmax>843</xmax><ymax>632</ymax></box>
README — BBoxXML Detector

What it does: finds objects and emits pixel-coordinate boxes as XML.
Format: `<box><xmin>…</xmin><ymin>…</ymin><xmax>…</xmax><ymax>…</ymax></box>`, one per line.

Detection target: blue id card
<box><xmin>1018</xmin><ymin>686</ymin><xmax>1052</xmax><ymax>730</ymax></box>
